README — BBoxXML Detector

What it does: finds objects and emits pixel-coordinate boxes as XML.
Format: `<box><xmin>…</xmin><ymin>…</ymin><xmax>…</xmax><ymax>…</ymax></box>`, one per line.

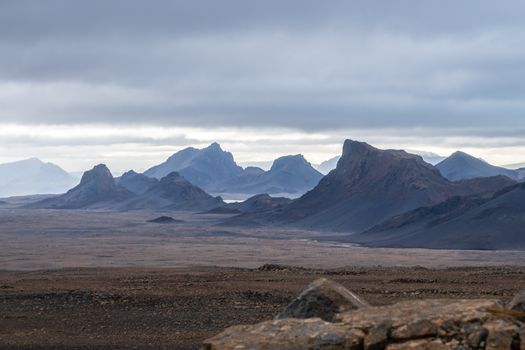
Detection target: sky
<box><xmin>1</xmin><ymin>0</ymin><xmax>525</xmax><ymax>172</ymax></box>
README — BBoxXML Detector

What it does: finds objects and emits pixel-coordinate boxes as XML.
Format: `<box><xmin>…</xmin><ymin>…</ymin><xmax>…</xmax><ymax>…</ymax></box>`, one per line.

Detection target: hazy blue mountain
<box><xmin>504</xmin><ymin>162</ymin><xmax>525</xmax><ymax>170</ymax></box>
<box><xmin>315</xmin><ymin>156</ymin><xmax>340</xmax><ymax>174</ymax></box>
<box><xmin>222</xmin><ymin>155</ymin><xmax>323</xmax><ymax>196</ymax></box>
<box><xmin>119</xmin><ymin>172</ymin><xmax>223</xmax><ymax>211</ymax></box>
<box><xmin>351</xmin><ymin>181</ymin><xmax>525</xmax><ymax>250</ymax></box>
<box><xmin>0</xmin><ymin>158</ymin><xmax>78</xmax><ymax>197</ymax></box>
<box><xmin>227</xmin><ymin>140</ymin><xmax>515</xmax><ymax>232</ymax></box>
<box><xmin>117</xmin><ymin>170</ymin><xmax>158</xmax><ymax>195</ymax></box>
<box><xmin>29</xmin><ymin>164</ymin><xmax>134</xmax><ymax>209</ymax></box>
<box><xmin>144</xmin><ymin>143</ymin><xmax>243</xmax><ymax>190</ymax></box>
<box><xmin>436</xmin><ymin>151</ymin><xmax>519</xmax><ymax>181</ymax></box>
<box><xmin>145</xmin><ymin>143</ymin><xmax>323</xmax><ymax>197</ymax></box>
<box><xmin>406</xmin><ymin>150</ymin><xmax>446</xmax><ymax>165</ymax></box>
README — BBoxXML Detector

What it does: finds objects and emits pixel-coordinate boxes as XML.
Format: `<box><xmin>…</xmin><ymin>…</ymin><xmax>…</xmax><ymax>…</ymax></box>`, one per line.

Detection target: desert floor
<box><xmin>1</xmin><ymin>209</ymin><xmax>525</xmax><ymax>349</ymax></box>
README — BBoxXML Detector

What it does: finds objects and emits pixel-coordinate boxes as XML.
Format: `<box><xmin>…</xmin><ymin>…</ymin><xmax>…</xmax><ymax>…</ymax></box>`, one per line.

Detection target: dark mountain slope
<box><xmin>349</xmin><ymin>182</ymin><xmax>525</xmax><ymax>250</ymax></box>
<box><xmin>208</xmin><ymin>194</ymin><xmax>292</xmax><ymax>214</ymax></box>
<box><xmin>436</xmin><ymin>151</ymin><xmax>519</xmax><ymax>181</ymax></box>
<box><xmin>117</xmin><ymin>170</ymin><xmax>158</xmax><ymax>195</ymax></box>
<box><xmin>29</xmin><ymin>164</ymin><xmax>134</xmax><ymax>209</ymax></box>
<box><xmin>226</xmin><ymin>140</ymin><xmax>514</xmax><ymax>233</ymax></box>
<box><xmin>119</xmin><ymin>172</ymin><xmax>223</xmax><ymax>211</ymax></box>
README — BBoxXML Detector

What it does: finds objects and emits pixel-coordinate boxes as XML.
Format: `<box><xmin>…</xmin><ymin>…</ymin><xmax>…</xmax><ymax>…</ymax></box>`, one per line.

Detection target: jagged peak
<box><xmin>80</xmin><ymin>164</ymin><xmax>113</xmax><ymax>184</ymax></box>
<box><xmin>341</xmin><ymin>139</ymin><xmax>377</xmax><ymax>157</ymax></box>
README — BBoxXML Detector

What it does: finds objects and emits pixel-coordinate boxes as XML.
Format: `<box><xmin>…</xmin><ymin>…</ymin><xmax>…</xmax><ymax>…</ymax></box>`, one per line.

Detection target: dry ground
<box><xmin>1</xmin><ymin>265</ymin><xmax>525</xmax><ymax>349</ymax></box>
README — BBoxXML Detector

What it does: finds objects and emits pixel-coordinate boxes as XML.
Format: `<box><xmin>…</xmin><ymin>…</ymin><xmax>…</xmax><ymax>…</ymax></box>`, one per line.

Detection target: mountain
<box><xmin>118</xmin><ymin>172</ymin><xmax>223</xmax><ymax>211</ymax></box>
<box><xmin>117</xmin><ymin>170</ymin><xmax>158</xmax><ymax>195</ymax></box>
<box><xmin>314</xmin><ymin>150</ymin><xmax>446</xmax><ymax>175</ymax></box>
<box><xmin>208</xmin><ymin>193</ymin><xmax>292</xmax><ymax>214</ymax></box>
<box><xmin>223</xmin><ymin>155</ymin><xmax>323</xmax><ymax>196</ymax></box>
<box><xmin>350</xmin><ymin>181</ymin><xmax>525</xmax><ymax>250</ymax></box>
<box><xmin>406</xmin><ymin>150</ymin><xmax>446</xmax><ymax>165</ymax></box>
<box><xmin>315</xmin><ymin>156</ymin><xmax>340</xmax><ymax>174</ymax></box>
<box><xmin>144</xmin><ymin>143</ymin><xmax>243</xmax><ymax>190</ymax></box>
<box><xmin>0</xmin><ymin>158</ymin><xmax>78</xmax><ymax>197</ymax></box>
<box><xmin>227</xmin><ymin>140</ymin><xmax>515</xmax><ymax>232</ymax></box>
<box><xmin>29</xmin><ymin>164</ymin><xmax>134</xmax><ymax>209</ymax></box>
<box><xmin>436</xmin><ymin>151</ymin><xmax>519</xmax><ymax>181</ymax></box>
<box><xmin>144</xmin><ymin>143</ymin><xmax>323</xmax><ymax>197</ymax></box>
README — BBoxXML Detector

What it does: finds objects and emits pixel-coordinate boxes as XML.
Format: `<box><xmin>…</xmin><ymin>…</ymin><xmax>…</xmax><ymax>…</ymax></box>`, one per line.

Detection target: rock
<box><xmin>484</xmin><ymin>320</ymin><xmax>519</xmax><ymax>350</ymax></box>
<box><xmin>390</xmin><ymin>318</ymin><xmax>438</xmax><ymax>340</ymax></box>
<box><xmin>508</xmin><ymin>291</ymin><xmax>525</xmax><ymax>313</ymax></box>
<box><xmin>365</xmin><ymin>319</ymin><xmax>392</xmax><ymax>350</ymax></box>
<box><xmin>204</xmin><ymin>281</ymin><xmax>525</xmax><ymax>350</ymax></box>
<box><xmin>386</xmin><ymin>339</ymin><xmax>449</xmax><ymax>350</ymax></box>
<box><xmin>202</xmin><ymin>318</ymin><xmax>364</xmax><ymax>350</ymax></box>
<box><xmin>146</xmin><ymin>216</ymin><xmax>182</xmax><ymax>224</ymax></box>
<box><xmin>277</xmin><ymin>278</ymin><xmax>369</xmax><ymax>322</ymax></box>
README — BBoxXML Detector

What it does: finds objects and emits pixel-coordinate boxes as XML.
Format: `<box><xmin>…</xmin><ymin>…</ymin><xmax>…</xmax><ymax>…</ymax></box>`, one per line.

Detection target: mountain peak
<box><xmin>437</xmin><ymin>151</ymin><xmax>517</xmax><ymax>181</ymax></box>
<box><xmin>80</xmin><ymin>164</ymin><xmax>114</xmax><ymax>186</ymax></box>
<box><xmin>270</xmin><ymin>154</ymin><xmax>309</xmax><ymax>171</ymax></box>
<box><xmin>205</xmin><ymin>142</ymin><xmax>223</xmax><ymax>151</ymax></box>
<box><xmin>342</xmin><ymin>140</ymin><xmax>377</xmax><ymax>158</ymax></box>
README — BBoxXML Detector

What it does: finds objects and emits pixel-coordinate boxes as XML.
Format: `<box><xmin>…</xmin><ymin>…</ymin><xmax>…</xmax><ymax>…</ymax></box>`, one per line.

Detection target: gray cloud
<box><xmin>0</xmin><ymin>0</ymin><xmax>525</xmax><ymax>152</ymax></box>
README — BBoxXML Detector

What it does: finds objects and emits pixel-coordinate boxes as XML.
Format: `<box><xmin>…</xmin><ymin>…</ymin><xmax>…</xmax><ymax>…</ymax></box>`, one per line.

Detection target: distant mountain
<box><xmin>504</xmin><ymin>162</ymin><xmax>525</xmax><ymax>170</ymax></box>
<box><xmin>436</xmin><ymin>151</ymin><xmax>519</xmax><ymax>181</ymax></box>
<box><xmin>0</xmin><ymin>158</ymin><xmax>77</xmax><ymax>197</ymax></box>
<box><xmin>145</xmin><ymin>143</ymin><xmax>322</xmax><ymax>197</ymax></box>
<box><xmin>223</xmin><ymin>155</ymin><xmax>322</xmax><ymax>196</ymax></box>
<box><xmin>119</xmin><ymin>172</ymin><xmax>223</xmax><ymax>211</ymax></box>
<box><xmin>350</xmin><ymin>181</ymin><xmax>525</xmax><ymax>250</ymax></box>
<box><xmin>227</xmin><ymin>140</ymin><xmax>515</xmax><ymax>232</ymax></box>
<box><xmin>144</xmin><ymin>143</ymin><xmax>244</xmax><ymax>190</ymax></box>
<box><xmin>29</xmin><ymin>164</ymin><xmax>133</xmax><ymax>209</ymax></box>
<box><xmin>406</xmin><ymin>150</ymin><xmax>446</xmax><ymax>165</ymax></box>
<box><xmin>315</xmin><ymin>156</ymin><xmax>340</xmax><ymax>174</ymax></box>
<box><xmin>117</xmin><ymin>170</ymin><xmax>158</xmax><ymax>195</ymax></box>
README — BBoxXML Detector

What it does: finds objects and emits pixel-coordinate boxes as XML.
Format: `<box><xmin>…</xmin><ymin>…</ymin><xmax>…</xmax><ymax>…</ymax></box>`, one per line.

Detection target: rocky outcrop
<box><xmin>204</xmin><ymin>278</ymin><xmax>525</xmax><ymax>349</ymax></box>
<box><xmin>277</xmin><ymin>278</ymin><xmax>369</xmax><ymax>322</ymax></box>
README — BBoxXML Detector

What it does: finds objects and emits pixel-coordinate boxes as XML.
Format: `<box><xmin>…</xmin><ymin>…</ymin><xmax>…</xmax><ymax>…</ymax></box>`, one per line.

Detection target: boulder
<box><xmin>204</xmin><ymin>281</ymin><xmax>525</xmax><ymax>350</ymax></box>
<box><xmin>508</xmin><ymin>291</ymin><xmax>525</xmax><ymax>313</ymax></box>
<box><xmin>277</xmin><ymin>278</ymin><xmax>369</xmax><ymax>322</ymax></box>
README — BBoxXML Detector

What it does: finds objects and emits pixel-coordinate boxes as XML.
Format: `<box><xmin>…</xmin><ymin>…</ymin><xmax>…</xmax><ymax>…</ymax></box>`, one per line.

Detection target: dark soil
<box><xmin>1</xmin><ymin>265</ymin><xmax>524</xmax><ymax>349</ymax></box>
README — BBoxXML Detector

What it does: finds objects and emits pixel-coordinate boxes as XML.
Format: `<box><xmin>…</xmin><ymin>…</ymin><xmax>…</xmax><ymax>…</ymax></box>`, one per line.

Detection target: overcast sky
<box><xmin>1</xmin><ymin>0</ymin><xmax>525</xmax><ymax>172</ymax></box>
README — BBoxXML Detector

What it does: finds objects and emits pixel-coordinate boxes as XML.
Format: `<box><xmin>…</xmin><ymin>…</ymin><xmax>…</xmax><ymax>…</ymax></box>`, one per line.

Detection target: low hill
<box><xmin>436</xmin><ymin>151</ymin><xmax>519</xmax><ymax>181</ymax></box>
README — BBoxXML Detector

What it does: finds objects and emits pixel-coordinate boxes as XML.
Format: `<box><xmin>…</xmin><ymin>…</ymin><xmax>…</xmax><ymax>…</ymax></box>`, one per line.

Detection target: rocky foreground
<box><xmin>204</xmin><ymin>278</ymin><xmax>525</xmax><ymax>350</ymax></box>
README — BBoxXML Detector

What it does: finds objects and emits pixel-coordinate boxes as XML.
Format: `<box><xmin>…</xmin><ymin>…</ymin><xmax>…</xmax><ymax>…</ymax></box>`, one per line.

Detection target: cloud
<box><xmin>1</xmin><ymin>0</ymin><xmax>525</xmax><ymax>168</ymax></box>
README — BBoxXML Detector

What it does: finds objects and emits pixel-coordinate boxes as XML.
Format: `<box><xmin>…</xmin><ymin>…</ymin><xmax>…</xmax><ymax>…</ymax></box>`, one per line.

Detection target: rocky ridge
<box><xmin>204</xmin><ymin>278</ymin><xmax>525</xmax><ymax>349</ymax></box>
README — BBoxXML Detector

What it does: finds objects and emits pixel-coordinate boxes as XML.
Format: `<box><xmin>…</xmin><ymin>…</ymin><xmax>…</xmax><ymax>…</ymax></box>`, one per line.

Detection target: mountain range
<box><xmin>30</xmin><ymin>164</ymin><xmax>223</xmax><ymax>211</ymax></box>
<box><xmin>15</xmin><ymin>139</ymin><xmax>525</xmax><ymax>250</ymax></box>
<box><xmin>0</xmin><ymin>158</ymin><xmax>78</xmax><ymax>197</ymax></box>
<box><xmin>144</xmin><ymin>143</ymin><xmax>323</xmax><ymax>198</ymax></box>
<box><xmin>227</xmin><ymin>140</ymin><xmax>516</xmax><ymax>233</ymax></box>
